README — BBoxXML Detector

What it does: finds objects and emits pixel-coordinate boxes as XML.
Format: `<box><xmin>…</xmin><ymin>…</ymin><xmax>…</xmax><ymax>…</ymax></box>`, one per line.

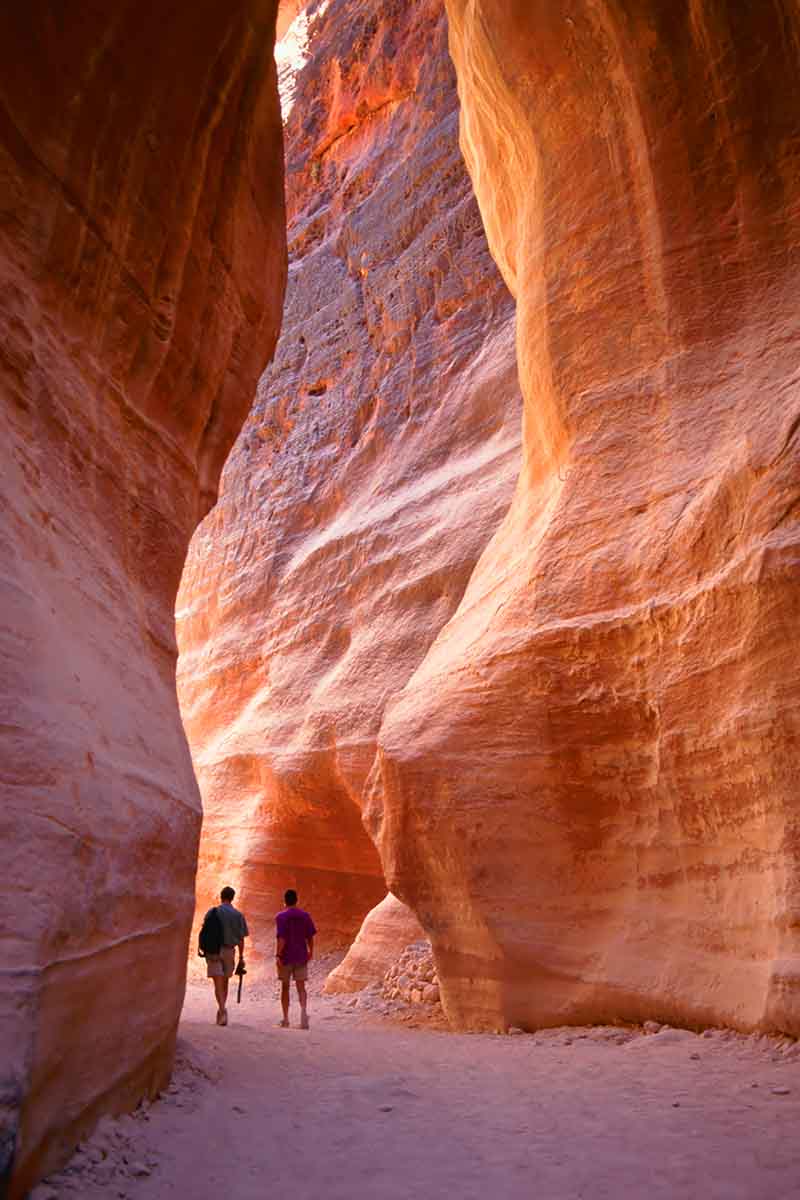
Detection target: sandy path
<box><xmin>40</xmin><ymin>978</ymin><xmax>800</xmax><ymax>1200</ymax></box>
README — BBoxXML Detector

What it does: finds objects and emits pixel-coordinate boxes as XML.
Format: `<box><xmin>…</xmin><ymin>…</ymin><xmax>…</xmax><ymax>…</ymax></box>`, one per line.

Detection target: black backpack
<box><xmin>198</xmin><ymin>906</ymin><xmax>224</xmax><ymax>958</ymax></box>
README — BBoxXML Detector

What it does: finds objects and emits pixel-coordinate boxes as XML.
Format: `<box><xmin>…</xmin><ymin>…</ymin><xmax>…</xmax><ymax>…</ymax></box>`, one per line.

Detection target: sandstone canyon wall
<box><xmin>366</xmin><ymin>0</ymin><xmax>800</xmax><ymax>1034</ymax></box>
<box><xmin>177</xmin><ymin>0</ymin><xmax>522</xmax><ymax>967</ymax></box>
<box><xmin>0</xmin><ymin>3</ymin><xmax>285</xmax><ymax>1193</ymax></box>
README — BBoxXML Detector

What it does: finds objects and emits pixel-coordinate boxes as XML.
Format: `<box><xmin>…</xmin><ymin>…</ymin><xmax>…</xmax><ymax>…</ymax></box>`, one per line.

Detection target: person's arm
<box><xmin>275</xmin><ymin>911</ymin><xmax>287</xmax><ymax>968</ymax></box>
<box><xmin>306</xmin><ymin>935</ymin><xmax>314</xmax><ymax>962</ymax></box>
<box><xmin>238</xmin><ymin>936</ymin><xmax>245</xmax><ymax>962</ymax></box>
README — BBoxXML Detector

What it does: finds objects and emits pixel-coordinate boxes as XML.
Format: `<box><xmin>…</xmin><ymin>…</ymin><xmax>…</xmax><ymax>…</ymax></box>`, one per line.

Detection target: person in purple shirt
<box><xmin>275</xmin><ymin>888</ymin><xmax>317</xmax><ymax>1029</ymax></box>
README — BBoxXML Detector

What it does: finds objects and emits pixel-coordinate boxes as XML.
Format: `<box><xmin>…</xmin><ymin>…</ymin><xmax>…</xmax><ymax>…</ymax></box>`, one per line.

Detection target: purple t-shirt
<box><xmin>276</xmin><ymin>907</ymin><xmax>317</xmax><ymax>965</ymax></box>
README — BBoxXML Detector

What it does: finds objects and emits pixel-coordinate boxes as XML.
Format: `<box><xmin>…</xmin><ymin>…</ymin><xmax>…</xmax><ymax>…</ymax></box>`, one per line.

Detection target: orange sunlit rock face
<box><xmin>0</xmin><ymin>3</ymin><xmax>285</xmax><ymax>1193</ymax></box>
<box><xmin>367</xmin><ymin>0</ymin><xmax>800</xmax><ymax>1033</ymax></box>
<box><xmin>177</xmin><ymin>0</ymin><xmax>522</xmax><ymax>968</ymax></box>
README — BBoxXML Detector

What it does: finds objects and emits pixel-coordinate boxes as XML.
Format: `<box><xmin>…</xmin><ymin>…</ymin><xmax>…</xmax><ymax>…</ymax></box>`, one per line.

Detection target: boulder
<box><xmin>324</xmin><ymin>895</ymin><xmax>425</xmax><ymax>994</ymax></box>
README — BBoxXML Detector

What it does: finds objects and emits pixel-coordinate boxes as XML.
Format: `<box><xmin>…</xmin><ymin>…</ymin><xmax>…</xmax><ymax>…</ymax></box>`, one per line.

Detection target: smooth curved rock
<box><xmin>367</xmin><ymin>0</ymin><xmax>800</xmax><ymax>1033</ymax></box>
<box><xmin>323</xmin><ymin>894</ymin><xmax>425</xmax><ymax>995</ymax></box>
<box><xmin>0</xmin><ymin>3</ymin><xmax>285</xmax><ymax>1193</ymax></box>
<box><xmin>177</xmin><ymin>0</ymin><xmax>521</xmax><ymax>969</ymax></box>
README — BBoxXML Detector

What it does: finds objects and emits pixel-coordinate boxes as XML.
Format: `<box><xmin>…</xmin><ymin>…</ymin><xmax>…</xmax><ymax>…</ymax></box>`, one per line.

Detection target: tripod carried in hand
<box><xmin>235</xmin><ymin>959</ymin><xmax>247</xmax><ymax>1004</ymax></box>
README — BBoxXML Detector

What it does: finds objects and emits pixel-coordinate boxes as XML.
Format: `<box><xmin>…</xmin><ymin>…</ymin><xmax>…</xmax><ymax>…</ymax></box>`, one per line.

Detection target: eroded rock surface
<box><xmin>324</xmin><ymin>894</ymin><xmax>425</xmax><ymax>995</ymax></box>
<box><xmin>367</xmin><ymin>0</ymin><xmax>800</xmax><ymax>1033</ymax></box>
<box><xmin>177</xmin><ymin>0</ymin><xmax>521</xmax><ymax>965</ymax></box>
<box><xmin>0</xmin><ymin>3</ymin><xmax>285</xmax><ymax>1193</ymax></box>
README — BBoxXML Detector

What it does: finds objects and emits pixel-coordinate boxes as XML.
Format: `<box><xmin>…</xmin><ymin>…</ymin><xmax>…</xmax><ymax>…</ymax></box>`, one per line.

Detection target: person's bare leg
<box><xmin>297</xmin><ymin>980</ymin><xmax>309</xmax><ymax>1029</ymax></box>
<box><xmin>280</xmin><ymin>980</ymin><xmax>290</xmax><ymax>1026</ymax></box>
<box><xmin>220</xmin><ymin>975</ymin><xmax>230</xmax><ymax>1024</ymax></box>
<box><xmin>213</xmin><ymin>976</ymin><xmax>226</xmax><ymax>1022</ymax></box>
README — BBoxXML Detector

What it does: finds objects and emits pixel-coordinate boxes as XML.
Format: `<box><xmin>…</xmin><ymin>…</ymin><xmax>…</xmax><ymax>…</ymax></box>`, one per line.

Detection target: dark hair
<box><xmin>284</xmin><ymin>889</ymin><xmax>298</xmax><ymax>906</ymax></box>
<box><xmin>220</xmin><ymin>886</ymin><xmax>235</xmax><ymax>902</ymax></box>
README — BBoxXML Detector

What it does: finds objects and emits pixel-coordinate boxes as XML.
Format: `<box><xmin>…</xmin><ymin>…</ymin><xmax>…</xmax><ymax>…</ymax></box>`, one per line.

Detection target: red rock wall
<box><xmin>177</xmin><ymin>0</ymin><xmax>521</xmax><ymax>968</ymax></box>
<box><xmin>367</xmin><ymin>0</ymin><xmax>800</xmax><ymax>1033</ymax></box>
<box><xmin>0</xmin><ymin>3</ymin><xmax>285</xmax><ymax>1193</ymax></box>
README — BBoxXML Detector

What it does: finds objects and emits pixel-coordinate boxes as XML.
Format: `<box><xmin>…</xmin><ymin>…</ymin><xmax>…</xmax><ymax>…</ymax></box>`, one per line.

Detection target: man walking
<box><xmin>275</xmin><ymin>889</ymin><xmax>316</xmax><ymax>1029</ymax></box>
<box><xmin>204</xmin><ymin>886</ymin><xmax>248</xmax><ymax>1026</ymax></box>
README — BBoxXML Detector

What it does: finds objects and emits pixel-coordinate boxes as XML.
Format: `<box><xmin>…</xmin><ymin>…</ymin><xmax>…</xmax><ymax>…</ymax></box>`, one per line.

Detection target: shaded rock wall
<box><xmin>367</xmin><ymin>0</ymin><xmax>800</xmax><ymax>1033</ymax></box>
<box><xmin>177</xmin><ymin>0</ymin><xmax>521</xmax><ymax>966</ymax></box>
<box><xmin>0</xmin><ymin>3</ymin><xmax>285</xmax><ymax>1193</ymax></box>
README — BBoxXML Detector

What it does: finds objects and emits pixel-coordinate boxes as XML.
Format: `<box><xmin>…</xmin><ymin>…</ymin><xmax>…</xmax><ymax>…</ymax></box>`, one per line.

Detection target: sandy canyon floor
<box><xmin>36</xmin><ymin>959</ymin><xmax>800</xmax><ymax>1200</ymax></box>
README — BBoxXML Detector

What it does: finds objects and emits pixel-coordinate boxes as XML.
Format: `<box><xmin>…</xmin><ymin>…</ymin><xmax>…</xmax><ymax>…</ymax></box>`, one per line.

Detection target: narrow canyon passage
<box><xmin>41</xmin><ymin>980</ymin><xmax>800</xmax><ymax>1200</ymax></box>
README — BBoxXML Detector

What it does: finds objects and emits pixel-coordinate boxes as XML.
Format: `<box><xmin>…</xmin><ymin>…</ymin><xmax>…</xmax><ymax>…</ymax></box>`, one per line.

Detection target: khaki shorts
<box><xmin>206</xmin><ymin>946</ymin><xmax>236</xmax><ymax>978</ymax></box>
<box><xmin>277</xmin><ymin>962</ymin><xmax>308</xmax><ymax>982</ymax></box>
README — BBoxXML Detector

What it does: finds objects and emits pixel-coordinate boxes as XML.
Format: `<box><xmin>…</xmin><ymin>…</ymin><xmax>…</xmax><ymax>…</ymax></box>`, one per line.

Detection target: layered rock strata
<box><xmin>177</xmin><ymin>0</ymin><xmax>521</xmax><ymax>967</ymax></box>
<box><xmin>0</xmin><ymin>3</ymin><xmax>285</xmax><ymax>1193</ymax></box>
<box><xmin>367</xmin><ymin>0</ymin><xmax>800</xmax><ymax>1033</ymax></box>
<box><xmin>324</xmin><ymin>894</ymin><xmax>425</xmax><ymax>995</ymax></box>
